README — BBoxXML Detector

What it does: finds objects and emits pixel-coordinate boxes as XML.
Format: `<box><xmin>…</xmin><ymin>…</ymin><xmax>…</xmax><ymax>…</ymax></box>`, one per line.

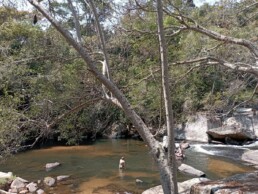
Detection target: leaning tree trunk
<box><xmin>28</xmin><ymin>0</ymin><xmax>177</xmax><ymax>193</ymax></box>
<box><xmin>157</xmin><ymin>0</ymin><xmax>178</xmax><ymax>193</ymax></box>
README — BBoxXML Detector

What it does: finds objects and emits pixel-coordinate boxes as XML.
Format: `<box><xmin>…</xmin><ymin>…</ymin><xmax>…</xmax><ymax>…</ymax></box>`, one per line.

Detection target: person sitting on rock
<box><xmin>119</xmin><ymin>156</ymin><xmax>126</xmax><ymax>169</ymax></box>
<box><xmin>175</xmin><ymin>144</ymin><xmax>185</xmax><ymax>159</ymax></box>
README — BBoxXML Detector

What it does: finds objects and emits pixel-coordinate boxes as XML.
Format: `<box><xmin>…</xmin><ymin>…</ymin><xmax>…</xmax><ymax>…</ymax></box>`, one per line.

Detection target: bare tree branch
<box><xmin>225</xmin><ymin>83</ymin><xmax>258</xmax><ymax>116</ymax></box>
<box><xmin>67</xmin><ymin>0</ymin><xmax>82</xmax><ymax>43</ymax></box>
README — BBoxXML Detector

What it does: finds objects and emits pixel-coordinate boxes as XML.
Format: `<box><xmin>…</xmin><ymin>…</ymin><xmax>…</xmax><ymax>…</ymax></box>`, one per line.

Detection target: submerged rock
<box><xmin>57</xmin><ymin>175</ymin><xmax>70</xmax><ymax>181</ymax></box>
<box><xmin>178</xmin><ymin>163</ymin><xmax>205</xmax><ymax>177</ymax></box>
<box><xmin>45</xmin><ymin>162</ymin><xmax>60</xmax><ymax>170</ymax></box>
<box><xmin>191</xmin><ymin>171</ymin><xmax>258</xmax><ymax>194</ymax></box>
<box><xmin>135</xmin><ymin>179</ymin><xmax>144</xmax><ymax>184</ymax></box>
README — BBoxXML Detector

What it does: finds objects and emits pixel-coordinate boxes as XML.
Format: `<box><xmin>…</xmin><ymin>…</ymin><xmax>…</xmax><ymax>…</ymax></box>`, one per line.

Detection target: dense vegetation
<box><xmin>0</xmin><ymin>0</ymin><xmax>257</xmax><ymax>155</ymax></box>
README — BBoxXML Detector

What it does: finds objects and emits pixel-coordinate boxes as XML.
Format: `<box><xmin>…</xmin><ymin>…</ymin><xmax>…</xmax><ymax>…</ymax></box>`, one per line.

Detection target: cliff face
<box><xmin>175</xmin><ymin>111</ymin><xmax>258</xmax><ymax>143</ymax></box>
<box><xmin>175</xmin><ymin>113</ymin><xmax>221</xmax><ymax>142</ymax></box>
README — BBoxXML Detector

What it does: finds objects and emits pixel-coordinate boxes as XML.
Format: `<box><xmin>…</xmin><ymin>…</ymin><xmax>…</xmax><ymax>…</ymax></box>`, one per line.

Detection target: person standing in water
<box><xmin>119</xmin><ymin>156</ymin><xmax>126</xmax><ymax>169</ymax></box>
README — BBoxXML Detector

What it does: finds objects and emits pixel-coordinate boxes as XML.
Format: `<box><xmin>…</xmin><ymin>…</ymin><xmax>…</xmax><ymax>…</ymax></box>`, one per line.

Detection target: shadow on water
<box><xmin>0</xmin><ymin>139</ymin><xmax>256</xmax><ymax>193</ymax></box>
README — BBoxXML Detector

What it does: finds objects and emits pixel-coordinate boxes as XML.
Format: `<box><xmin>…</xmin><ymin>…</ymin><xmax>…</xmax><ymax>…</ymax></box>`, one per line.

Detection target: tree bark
<box><xmin>157</xmin><ymin>0</ymin><xmax>178</xmax><ymax>193</ymax></box>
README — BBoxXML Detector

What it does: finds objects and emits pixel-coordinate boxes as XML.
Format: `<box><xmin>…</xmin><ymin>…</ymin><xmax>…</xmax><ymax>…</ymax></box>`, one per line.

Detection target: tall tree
<box><xmin>27</xmin><ymin>0</ymin><xmax>177</xmax><ymax>193</ymax></box>
<box><xmin>157</xmin><ymin>0</ymin><xmax>178</xmax><ymax>193</ymax></box>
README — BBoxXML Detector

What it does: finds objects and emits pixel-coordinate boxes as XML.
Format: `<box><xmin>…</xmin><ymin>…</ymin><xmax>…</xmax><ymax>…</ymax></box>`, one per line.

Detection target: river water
<box><xmin>0</xmin><ymin>139</ymin><xmax>256</xmax><ymax>193</ymax></box>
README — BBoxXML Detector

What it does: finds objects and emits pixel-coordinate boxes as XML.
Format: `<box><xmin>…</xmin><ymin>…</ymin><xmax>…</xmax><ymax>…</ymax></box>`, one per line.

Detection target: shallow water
<box><xmin>0</xmin><ymin>139</ymin><xmax>256</xmax><ymax>193</ymax></box>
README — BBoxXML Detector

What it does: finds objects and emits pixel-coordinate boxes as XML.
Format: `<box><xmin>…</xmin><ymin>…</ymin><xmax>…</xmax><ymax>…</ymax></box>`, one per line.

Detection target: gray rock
<box><xmin>142</xmin><ymin>185</ymin><xmax>163</xmax><ymax>194</ymax></box>
<box><xmin>16</xmin><ymin>177</ymin><xmax>29</xmax><ymax>183</ymax></box>
<box><xmin>142</xmin><ymin>177</ymin><xmax>209</xmax><ymax>194</ymax></box>
<box><xmin>56</xmin><ymin>175</ymin><xmax>70</xmax><ymax>181</ymax></box>
<box><xmin>37</xmin><ymin>189</ymin><xmax>45</xmax><ymax>194</ymax></box>
<box><xmin>45</xmin><ymin>162</ymin><xmax>60</xmax><ymax>170</ymax></box>
<box><xmin>136</xmin><ymin>179</ymin><xmax>143</xmax><ymax>184</ymax></box>
<box><xmin>178</xmin><ymin>178</ymin><xmax>209</xmax><ymax>194</ymax></box>
<box><xmin>191</xmin><ymin>171</ymin><xmax>258</xmax><ymax>194</ymax></box>
<box><xmin>10</xmin><ymin>177</ymin><xmax>27</xmax><ymax>189</ymax></box>
<box><xmin>175</xmin><ymin>113</ymin><xmax>221</xmax><ymax>142</ymax></box>
<box><xmin>19</xmin><ymin>189</ymin><xmax>29</xmax><ymax>194</ymax></box>
<box><xmin>207</xmin><ymin>124</ymin><xmax>256</xmax><ymax>143</ymax></box>
<box><xmin>26</xmin><ymin>182</ymin><xmax>38</xmax><ymax>192</ymax></box>
<box><xmin>242</xmin><ymin>150</ymin><xmax>258</xmax><ymax>166</ymax></box>
<box><xmin>1</xmin><ymin>188</ymin><xmax>14</xmax><ymax>194</ymax></box>
<box><xmin>8</xmin><ymin>188</ymin><xmax>18</xmax><ymax>193</ymax></box>
<box><xmin>0</xmin><ymin>172</ymin><xmax>13</xmax><ymax>179</ymax></box>
<box><xmin>178</xmin><ymin>163</ymin><xmax>205</xmax><ymax>177</ymax></box>
<box><xmin>43</xmin><ymin>177</ymin><xmax>56</xmax><ymax>187</ymax></box>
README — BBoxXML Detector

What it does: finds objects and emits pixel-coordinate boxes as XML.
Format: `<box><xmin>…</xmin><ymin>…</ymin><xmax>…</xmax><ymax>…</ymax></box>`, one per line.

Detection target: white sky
<box><xmin>15</xmin><ymin>0</ymin><xmax>219</xmax><ymax>11</ymax></box>
<box><xmin>194</xmin><ymin>0</ymin><xmax>218</xmax><ymax>6</ymax></box>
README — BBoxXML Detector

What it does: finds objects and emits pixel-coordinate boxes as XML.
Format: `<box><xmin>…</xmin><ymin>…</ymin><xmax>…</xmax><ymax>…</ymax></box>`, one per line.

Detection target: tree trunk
<box><xmin>157</xmin><ymin>0</ymin><xmax>178</xmax><ymax>193</ymax></box>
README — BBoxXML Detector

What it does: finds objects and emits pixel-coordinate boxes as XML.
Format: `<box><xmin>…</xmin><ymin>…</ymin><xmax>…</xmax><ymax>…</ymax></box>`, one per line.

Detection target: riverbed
<box><xmin>0</xmin><ymin>139</ymin><xmax>256</xmax><ymax>193</ymax></box>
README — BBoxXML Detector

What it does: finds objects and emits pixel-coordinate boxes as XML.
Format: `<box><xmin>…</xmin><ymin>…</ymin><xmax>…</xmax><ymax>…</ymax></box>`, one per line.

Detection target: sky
<box><xmin>194</xmin><ymin>0</ymin><xmax>218</xmax><ymax>6</ymax></box>
<box><xmin>12</xmin><ymin>0</ymin><xmax>220</xmax><ymax>11</ymax></box>
<box><xmin>114</xmin><ymin>0</ymin><xmax>219</xmax><ymax>7</ymax></box>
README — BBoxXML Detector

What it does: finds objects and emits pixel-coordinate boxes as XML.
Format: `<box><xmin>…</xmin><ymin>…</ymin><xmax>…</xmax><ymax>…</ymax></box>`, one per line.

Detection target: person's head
<box><xmin>121</xmin><ymin>156</ymin><xmax>124</xmax><ymax>160</ymax></box>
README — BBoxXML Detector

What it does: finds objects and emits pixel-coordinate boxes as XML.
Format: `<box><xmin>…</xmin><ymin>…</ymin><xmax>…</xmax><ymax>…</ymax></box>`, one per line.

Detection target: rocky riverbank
<box><xmin>0</xmin><ymin>163</ymin><xmax>70</xmax><ymax>194</ymax></box>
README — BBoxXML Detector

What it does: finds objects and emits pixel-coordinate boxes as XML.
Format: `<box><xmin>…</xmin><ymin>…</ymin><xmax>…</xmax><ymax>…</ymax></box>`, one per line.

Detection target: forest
<box><xmin>0</xmin><ymin>0</ymin><xmax>258</xmax><ymax>193</ymax></box>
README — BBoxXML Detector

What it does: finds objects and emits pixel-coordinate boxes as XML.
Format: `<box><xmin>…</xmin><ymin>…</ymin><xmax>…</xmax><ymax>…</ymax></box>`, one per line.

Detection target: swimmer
<box><xmin>119</xmin><ymin>156</ymin><xmax>126</xmax><ymax>169</ymax></box>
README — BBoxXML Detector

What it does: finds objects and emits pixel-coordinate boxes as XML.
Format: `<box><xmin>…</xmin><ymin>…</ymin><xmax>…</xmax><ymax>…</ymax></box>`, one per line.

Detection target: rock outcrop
<box><xmin>191</xmin><ymin>171</ymin><xmax>258</xmax><ymax>194</ymax></box>
<box><xmin>175</xmin><ymin>113</ymin><xmax>221</xmax><ymax>142</ymax></box>
<box><xmin>207</xmin><ymin>125</ymin><xmax>256</xmax><ymax>144</ymax></box>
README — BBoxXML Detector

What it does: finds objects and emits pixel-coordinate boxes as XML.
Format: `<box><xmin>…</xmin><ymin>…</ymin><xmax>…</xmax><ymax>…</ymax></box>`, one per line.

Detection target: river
<box><xmin>0</xmin><ymin>139</ymin><xmax>256</xmax><ymax>193</ymax></box>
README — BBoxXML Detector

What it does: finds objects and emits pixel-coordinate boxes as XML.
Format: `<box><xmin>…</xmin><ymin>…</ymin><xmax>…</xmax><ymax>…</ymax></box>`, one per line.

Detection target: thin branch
<box><xmin>237</xmin><ymin>2</ymin><xmax>258</xmax><ymax>14</ymax></box>
<box><xmin>86</xmin><ymin>0</ymin><xmax>113</xmax><ymax>98</ymax></box>
<box><xmin>225</xmin><ymin>83</ymin><xmax>258</xmax><ymax>116</ymax></box>
<box><xmin>173</xmin><ymin>63</ymin><xmax>202</xmax><ymax>85</ymax></box>
<box><xmin>67</xmin><ymin>0</ymin><xmax>82</xmax><ymax>43</ymax></box>
<box><xmin>47</xmin><ymin>97</ymin><xmax>101</xmax><ymax>128</ymax></box>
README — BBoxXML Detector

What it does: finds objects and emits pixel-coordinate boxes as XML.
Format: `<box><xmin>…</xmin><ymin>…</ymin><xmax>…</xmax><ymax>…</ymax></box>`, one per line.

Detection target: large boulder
<box><xmin>207</xmin><ymin>117</ymin><xmax>256</xmax><ymax>144</ymax></box>
<box><xmin>207</xmin><ymin>124</ymin><xmax>256</xmax><ymax>144</ymax></box>
<box><xmin>142</xmin><ymin>178</ymin><xmax>209</xmax><ymax>194</ymax></box>
<box><xmin>190</xmin><ymin>171</ymin><xmax>258</xmax><ymax>194</ymax></box>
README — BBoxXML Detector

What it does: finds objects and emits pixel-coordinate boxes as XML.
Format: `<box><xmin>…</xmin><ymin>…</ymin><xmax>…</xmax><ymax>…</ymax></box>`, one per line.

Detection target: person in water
<box><xmin>119</xmin><ymin>156</ymin><xmax>126</xmax><ymax>169</ymax></box>
<box><xmin>175</xmin><ymin>142</ymin><xmax>186</xmax><ymax>159</ymax></box>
